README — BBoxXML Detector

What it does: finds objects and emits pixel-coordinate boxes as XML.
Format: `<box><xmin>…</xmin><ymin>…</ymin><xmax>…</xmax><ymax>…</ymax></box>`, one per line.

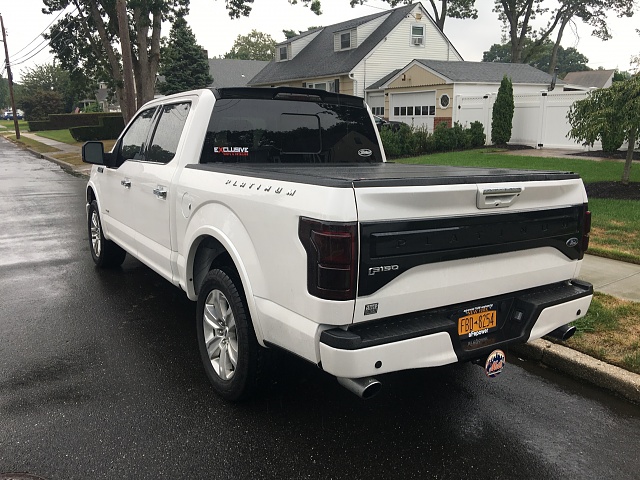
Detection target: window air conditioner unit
<box><xmin>412</xmin><ymin>37</ymin><xmax>423</xmax><ymax>46</ymax></box>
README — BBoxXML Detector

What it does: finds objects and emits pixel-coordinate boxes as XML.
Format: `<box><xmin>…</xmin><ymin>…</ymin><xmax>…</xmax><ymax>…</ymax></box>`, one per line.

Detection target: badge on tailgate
<box><xmin>458</xmin><ymin>303</ymin><xmax>497</xmax><ymax>337</ymax></box>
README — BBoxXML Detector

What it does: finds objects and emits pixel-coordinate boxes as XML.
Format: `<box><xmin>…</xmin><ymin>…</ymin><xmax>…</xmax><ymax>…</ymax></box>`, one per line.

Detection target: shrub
<box><xmin>468</xmin><ymin>121</ymin><xmax>486</xmax><ymax>148</ymax></box>
<box><xmin>83</xmin><ymin>102</ymin><xmax>103</xmax><ymax>113</ymax></box>
<box><xmin>379</xmin><ymin>120</ymin><xmax>487</xmax><ymax>159</ymax></box>
<box><xmin>69</xmin><ymin>115</ymin><xmax>125</xmax><ymax>141</ymax></box>
<box><xmin>18</xmin><ymin>90</ymin><xmax>64</xmax><ymax>121</ymax></box>
<box><xmin>27</xmin><ymin>120</ymin><xmax>53</xmax><ymax>132</ymax></box>
<box><xmin>491</xmin><ymin>75</ymin><xmax>514</xmax><ymax>145</ymax></box>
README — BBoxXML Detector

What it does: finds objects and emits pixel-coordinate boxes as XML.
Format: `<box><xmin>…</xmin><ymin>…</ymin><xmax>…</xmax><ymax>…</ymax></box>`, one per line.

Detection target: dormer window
<box><xmin>340</xmin><ymin>32</ymin><xmax>351</xmax><ymax>49</ymax></box>
<box><xmin>335</xmin><ymin>29</ymin><xmax>356</xmax><ymax>51</ymax></box>
<box><xmin>411</xmin><ymin>25</ymin><xmax>424</xmax><ymax>46</ymax></box>
<box><xmin>279</xmin><ymin>46</ymin><xmax>288</xmax><ymax>61</ymax></box>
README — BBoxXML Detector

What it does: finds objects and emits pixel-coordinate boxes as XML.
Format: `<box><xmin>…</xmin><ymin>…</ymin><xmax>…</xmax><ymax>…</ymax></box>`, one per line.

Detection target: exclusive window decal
<box><xmin>213</xmin><ymin>146</ymin><xmax>249</xmax><ymax>156</ymax></box>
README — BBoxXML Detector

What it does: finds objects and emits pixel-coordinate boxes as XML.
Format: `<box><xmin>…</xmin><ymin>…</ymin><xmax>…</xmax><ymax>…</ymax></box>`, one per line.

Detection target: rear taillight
<box><xmin>581</xmin><ymin>208</ymin><xmax>591</xmax><ymax>254</ymax></box>
<box><xmin>299</xmin><ymin>217</ymin><xmax>358</xmax><ymax>301</ymax></box>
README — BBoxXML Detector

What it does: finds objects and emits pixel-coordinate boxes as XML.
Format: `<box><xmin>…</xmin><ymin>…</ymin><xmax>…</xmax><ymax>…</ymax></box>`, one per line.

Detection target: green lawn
<box><xmin>400</xmin><ymin>149</ymin><xmax>640</xmax><ymax>184</ymax></box>
<box><xmin>34</xmin><ymin>129</ymin><xmax>80</xmax><ymax>145</ymax></box>
<box><xmin>399</xmin><ymin>149</ymin><xmax>640</xmax><ymax>264</ymax></box>
<box><xmin>566</xmin><ymin>292</ymin><xmax>640</xmax><ymax>374</ymax></box>
<box><xmin>0</xmin><ymin>119</ymin><xmax>29</xmax><ymax>133</ymax></box>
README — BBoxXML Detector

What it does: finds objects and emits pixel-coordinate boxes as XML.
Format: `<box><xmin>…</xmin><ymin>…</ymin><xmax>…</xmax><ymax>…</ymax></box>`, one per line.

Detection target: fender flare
<box><xmin>181</xmin><ymin>206</ymin><xmax>267</xmax><ymax>345</ymax></box>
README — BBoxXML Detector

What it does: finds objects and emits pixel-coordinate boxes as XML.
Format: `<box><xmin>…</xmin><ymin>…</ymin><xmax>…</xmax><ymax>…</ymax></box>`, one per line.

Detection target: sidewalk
<box><xmin>10</xmin><ymin>134</ymin><xmax>640</xmax><ymax>403</ymax></box>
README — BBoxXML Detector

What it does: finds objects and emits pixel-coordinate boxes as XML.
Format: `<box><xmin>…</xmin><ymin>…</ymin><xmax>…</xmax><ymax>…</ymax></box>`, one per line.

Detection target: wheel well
<box><xmin>87</xmin><ymin>187</ymin><xmax>96</xmax><ymax>204</ymax></box>
<box><xmin>192</xmin><ymin>236</ymin><xmax>237</xmax><ymax>296</ymax></box>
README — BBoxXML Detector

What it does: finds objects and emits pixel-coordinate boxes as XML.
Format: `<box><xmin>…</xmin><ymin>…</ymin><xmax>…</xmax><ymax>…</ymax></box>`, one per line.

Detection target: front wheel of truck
<box><xmin>197</xmin><ymin>268</ymin><xmax>267</xmax><ymax>401</ymax></box>
<box><xmin>88</xmin><ymin>200</ymin><xmax>126</xmax><ymax>268</ymax></box>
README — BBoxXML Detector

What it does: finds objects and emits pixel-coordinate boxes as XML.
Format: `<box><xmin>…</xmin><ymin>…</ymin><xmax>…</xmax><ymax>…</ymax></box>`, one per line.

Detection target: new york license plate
<box><xmin>458</xmin><ymin>310</ymin><xmax>497</xmax><ymax>337</ymax></box>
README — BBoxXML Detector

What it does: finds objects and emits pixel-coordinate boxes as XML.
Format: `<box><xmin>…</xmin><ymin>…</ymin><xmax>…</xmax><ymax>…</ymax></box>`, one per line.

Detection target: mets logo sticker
<box><xmin>485</xmin><ymin>349</ymin><xmax>506</xmax><ymax>378</ymax></box>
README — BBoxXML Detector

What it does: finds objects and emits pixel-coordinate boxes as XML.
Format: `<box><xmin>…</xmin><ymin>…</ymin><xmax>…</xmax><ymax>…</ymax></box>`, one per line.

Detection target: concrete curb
<box><xmin>27</xmin><ymin>147</ymin><xmax>89</xmax><ymax>178</ymax></box>
<box><xmin>512</xmin><ymin>339</ymin><xmax>640</xmax><ymax>405</ymax></box>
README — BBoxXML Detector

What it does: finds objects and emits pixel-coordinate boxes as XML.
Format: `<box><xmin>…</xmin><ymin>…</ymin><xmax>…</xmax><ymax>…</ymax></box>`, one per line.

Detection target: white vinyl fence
<box><xmin>453</xmin><ymin>91</ymin><xmax>602</xmax><ymax>150</ymax></box>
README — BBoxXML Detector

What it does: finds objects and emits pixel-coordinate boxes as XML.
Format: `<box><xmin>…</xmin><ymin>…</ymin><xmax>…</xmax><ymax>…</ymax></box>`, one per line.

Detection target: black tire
<box><xmin>196</xmin><ymin>268</ymin><xmax>268</xmax><ymax>401</ymax></box>
<box><xmin>88</xmin><ymin>200</ymin><xmax>126</xmax><ymax>268</ymax></box>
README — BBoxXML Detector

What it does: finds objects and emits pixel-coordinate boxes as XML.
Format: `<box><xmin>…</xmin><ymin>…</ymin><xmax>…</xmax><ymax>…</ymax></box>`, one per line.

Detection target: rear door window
<box><xmin>147</xmin><ymin>102</ymin><xmax>191</xmax><ymax>164</ymax></box>
<box><xmin>200</xmin><ymin>97</ymin><xmax>382</xmax><ymax>164</ymax></box>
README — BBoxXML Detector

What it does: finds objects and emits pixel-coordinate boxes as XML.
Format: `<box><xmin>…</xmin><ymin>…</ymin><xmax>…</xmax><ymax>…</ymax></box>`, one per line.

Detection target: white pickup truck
<box><xmin>83</xmin><ymin>87</ymin><xmax>593</xmax><ymax>400</ymax></box>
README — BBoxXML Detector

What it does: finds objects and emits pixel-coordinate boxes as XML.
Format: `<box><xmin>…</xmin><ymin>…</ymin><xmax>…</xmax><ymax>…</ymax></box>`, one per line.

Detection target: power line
<box><xmin>10</xmin><ymin>4</ymin><xmax>75</xmax><ymax>57</ymax></box>
<box><xmin>11</xmin><ymin>9</ymin><xmax>79</xmax><ymax>64</ymax></box>
<box><xmin>10</xmin><ymin>11</ymin><xmax>80</xmax><ymax>67</ymax></box>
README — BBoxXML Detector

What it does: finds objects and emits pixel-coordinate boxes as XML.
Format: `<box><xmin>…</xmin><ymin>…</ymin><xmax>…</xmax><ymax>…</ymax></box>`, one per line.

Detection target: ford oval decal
<box><xmin>358</xmin><ymin>148</ymin><xmax>372</xmax><ymax>157</ymax></box>
<box><xmin>566</xmin><ymin>237</ymin><xmax>579</xmax><ymax>247</ymax></box>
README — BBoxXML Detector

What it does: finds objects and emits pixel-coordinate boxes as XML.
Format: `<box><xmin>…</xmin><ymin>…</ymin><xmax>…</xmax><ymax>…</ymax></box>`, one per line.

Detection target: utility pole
<box><xmin>0</xmin><ymin>14</ymin><xmax>20</xmax><ymax>140</ymax></box>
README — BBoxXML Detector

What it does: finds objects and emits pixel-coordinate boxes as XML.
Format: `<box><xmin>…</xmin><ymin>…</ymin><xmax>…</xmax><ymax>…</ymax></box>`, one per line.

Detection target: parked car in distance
<box><xmin>373</xmin><ymin>115</ymin><xmax>403</xmax><ymax>132</ymax></box>
<box><xmin>2</xmin><ymin>110</ymin><xmax>24</xmax><ymax>120</ymax></box>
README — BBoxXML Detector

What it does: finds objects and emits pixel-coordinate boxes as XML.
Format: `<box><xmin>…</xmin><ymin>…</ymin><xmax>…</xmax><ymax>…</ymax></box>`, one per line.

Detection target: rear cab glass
<box><xmin>200</xmin><ymin>90</ymin><xmax>383</xmax><ymax>164</ymax></box>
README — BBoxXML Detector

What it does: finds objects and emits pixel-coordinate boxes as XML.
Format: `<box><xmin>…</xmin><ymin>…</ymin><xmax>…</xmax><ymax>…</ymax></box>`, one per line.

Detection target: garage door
<box><xmin>367</xmin><ymin>93</ymin><xmax>385</xmax><ymax>117</ymax></box>
<box><xmin>390</xmin><ymin>91</ymin><xmax>436</xmax><ymax>131</ymax></box>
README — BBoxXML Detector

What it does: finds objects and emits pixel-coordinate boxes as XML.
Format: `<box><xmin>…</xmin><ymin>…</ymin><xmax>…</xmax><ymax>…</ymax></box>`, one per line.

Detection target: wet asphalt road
<box><xmin>1</xmin><ymin>140</ymin><xmax>639</xmax><ymax>480</ymax></box>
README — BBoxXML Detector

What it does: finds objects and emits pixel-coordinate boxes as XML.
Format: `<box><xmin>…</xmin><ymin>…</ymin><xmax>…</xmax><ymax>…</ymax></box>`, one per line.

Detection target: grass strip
<box><xmin>565</xmin><ymin>292</ymin><xmax>640</xmax><ymax>374</ymax></box>
<box><xmin>4</xmin><ymin>134</ymin><xmax>60</xmax><ymax>153</ymax></box>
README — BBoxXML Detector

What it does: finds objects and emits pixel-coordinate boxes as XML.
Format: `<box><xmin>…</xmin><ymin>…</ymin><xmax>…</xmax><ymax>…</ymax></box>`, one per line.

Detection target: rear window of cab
<box><xmin>199</xmin><ymin>98</ymin><xmax>382</xmax><ymax>164</ymax></box>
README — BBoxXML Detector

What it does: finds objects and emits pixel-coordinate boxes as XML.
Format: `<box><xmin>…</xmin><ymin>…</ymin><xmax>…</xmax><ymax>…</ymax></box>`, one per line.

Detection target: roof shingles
<box><xmin>249</xmin><ymin>3</ymin><xmax>416</xmax><ymax>85</ymax></box>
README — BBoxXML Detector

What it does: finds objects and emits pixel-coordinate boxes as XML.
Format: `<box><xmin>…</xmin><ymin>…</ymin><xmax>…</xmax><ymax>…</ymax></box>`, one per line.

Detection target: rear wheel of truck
<box><xmin>197</xmin><ymin>268</ymin><xmax>267</xmax><ymax>401</ymax></box>
<box><xmin>88</xmin><ymin>200</ymin><xmax>126</xmax><ymax>268</ymax></box>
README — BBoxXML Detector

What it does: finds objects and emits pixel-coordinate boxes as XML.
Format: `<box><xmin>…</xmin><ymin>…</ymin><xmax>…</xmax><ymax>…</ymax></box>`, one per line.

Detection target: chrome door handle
<box><xmin>121</xmin><ymin>179</ymin><xmax>131</xmax><ymax>189</ymax></box>
<box><xmin>153</xmin><ymin>186</ymin><xmax>167</xmax><ymax>199</ymax></box>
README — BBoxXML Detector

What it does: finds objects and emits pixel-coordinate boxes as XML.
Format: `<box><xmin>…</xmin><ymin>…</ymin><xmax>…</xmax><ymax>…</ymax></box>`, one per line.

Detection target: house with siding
<box><xmin>248</xmin><ymin>1</ymin><xmax>462</xmax><ymax>116</ymax></box>
<box><xmin>369</xmin><ymin>60</ymin><xmax>560</xmax><ymax>132</ymax></box>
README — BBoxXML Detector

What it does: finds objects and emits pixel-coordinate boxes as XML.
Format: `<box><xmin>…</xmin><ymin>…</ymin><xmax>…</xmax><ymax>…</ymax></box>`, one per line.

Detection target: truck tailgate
<box><xmin>353</xmin><ymin>173</ymin><xmax>588</xmax><ymax>324</ymax></box>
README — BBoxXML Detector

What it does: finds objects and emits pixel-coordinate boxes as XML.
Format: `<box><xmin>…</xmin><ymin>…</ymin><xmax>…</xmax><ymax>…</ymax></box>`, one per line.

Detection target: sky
<box><xmin>0</xmin><ymin>0</ymin><xmax>638</xmax><ymax>84</ymax></box>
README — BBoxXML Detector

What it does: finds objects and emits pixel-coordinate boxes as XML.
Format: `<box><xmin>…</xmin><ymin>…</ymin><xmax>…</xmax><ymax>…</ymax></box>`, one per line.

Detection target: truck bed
<box><xmin>186</xmin><ymin>163</ymin><xmax>579</xmax><ymax>188</ymax></box>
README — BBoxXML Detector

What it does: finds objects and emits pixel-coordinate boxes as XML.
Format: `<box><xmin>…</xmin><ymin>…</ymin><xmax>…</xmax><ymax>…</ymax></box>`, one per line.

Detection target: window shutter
<box><xmin>302</xmin><ymin>82</ymin><xmax>307</xmax><ymax>88</ymax></box>
<box><xmin>334</xmin><ymin>79</ymin><xmax>340</xmax><ymax>93</ymax></box>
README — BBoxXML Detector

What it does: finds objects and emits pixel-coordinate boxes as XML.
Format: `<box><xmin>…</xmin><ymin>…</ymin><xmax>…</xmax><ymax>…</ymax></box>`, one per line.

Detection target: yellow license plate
<box><xmin>458</xmin><ymin>310</ymin><xmax>497</xmax><ymax>337</ymax></box>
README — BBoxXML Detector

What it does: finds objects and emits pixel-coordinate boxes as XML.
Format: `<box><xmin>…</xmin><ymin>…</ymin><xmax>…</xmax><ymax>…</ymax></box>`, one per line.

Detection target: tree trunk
<box><xmin>132</xmin><ymin>8</ymin><xmax>162</xmax><ymax>108</ymax></box>
<box><xmin>429</xmin><ymin>0</ymin><xmax>445</xmax><ymax>30</ymax></box>
<box><xmin>115</xmin><ymin>0</ymin><xmax>136</xmax><ymax>123</ymax></box>
<box><xmin>81</xmin><ymin>0</ymin><xmax>125</xmax><ymax>116</ymax></box>
<box><xmin>548</xmin><ymin>17</ymin><xmax>569</xmax><ymax>74</ymax></box>
<box><xmin>622</xmin><ymin>127</ymin><xmax>636</xmax><ymax>185</ymax></box>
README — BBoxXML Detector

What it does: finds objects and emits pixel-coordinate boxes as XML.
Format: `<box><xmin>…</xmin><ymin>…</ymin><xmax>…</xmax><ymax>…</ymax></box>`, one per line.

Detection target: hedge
<box><xmin>69</xmin><ymin>115</ymin><xmax>125</xmax><ymax>141</ymax></box>
<box><xmin>28</xmin><ymin>112</ymin><xmax>123</xmax><ymax>132</ymax></box>
<box><xmin>26</xmin><ymin>120</ymin><xmax>53</xmax><ymax>132</ymax></box>
<box><xmin>380</xmin><ymin>121</ymin><xmax>486</xmax><ymax>158</ymax></box>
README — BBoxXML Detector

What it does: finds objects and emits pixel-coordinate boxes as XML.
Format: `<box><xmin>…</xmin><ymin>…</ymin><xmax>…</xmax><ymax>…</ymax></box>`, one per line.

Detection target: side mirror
<box><xmin>82</xmin><ymin>141</ymin><xmax>105</xmax><ymax>165</ymax></box>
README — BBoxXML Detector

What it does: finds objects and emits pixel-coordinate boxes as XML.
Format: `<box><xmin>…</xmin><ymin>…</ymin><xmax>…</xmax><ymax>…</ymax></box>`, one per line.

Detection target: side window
<box><xmin>120</xmin><ymin>107</ymin><xmax>157</xmax><ymax>163</ymax></box>
<box><xmin>147</xmin><ymin>102</ymin><xmax>191</xmax><ymax>164</ymax></box>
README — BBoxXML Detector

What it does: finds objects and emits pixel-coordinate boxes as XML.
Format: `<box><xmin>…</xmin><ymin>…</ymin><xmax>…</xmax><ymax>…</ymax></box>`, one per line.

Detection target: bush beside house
<box><xmin>380</xmin><ymin>121</ymin><xmax>486</xmax><ymax>158</ymax></box>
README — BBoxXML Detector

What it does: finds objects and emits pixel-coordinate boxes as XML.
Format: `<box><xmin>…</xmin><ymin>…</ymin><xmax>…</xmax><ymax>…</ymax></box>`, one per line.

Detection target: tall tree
<box><xmin>348</xmin><ymin>1</ymin><xmax>477</xmax><ymax>31</ymax></box>
<box><xmin>568</xmin><ymin>75</ymin><xmax>640</xmax><ymax>184</ymax></box>
<box><xmin>494</xmin><ymin>1</ymin><xmax>635</xmax><ymax>72</ymax></box>
<box><xmin>159</xmin><ymin>17</ymin><xmax>212</xmax><ymax>95</ymax></box>
<box><xmin>491</xmin><ymin>75</ymin><xmax>515</xmax><ymax>146</ymax></box>
<box><xmin>17</xmin><ymin>63</ymin><xmax>82</xmax><ymax>113</ymax></box>
<box><xmin>0</xmin><ymin>75</ymin><xmax>9</xmax><ymax>110</ymax></box>
<box><xmin>43</xmin><ymin>0</ymin><xmax>188</xmax><ymax>123</ymax></box>
<box><xmin>225</xmin><ymin>30</ymin><xmax>276</xmax><ymax>61</ymax></box>
<box><xmin>483</xmin><ymin>40</ymin><xmax>590</xmax><ymax>78</ymax></box>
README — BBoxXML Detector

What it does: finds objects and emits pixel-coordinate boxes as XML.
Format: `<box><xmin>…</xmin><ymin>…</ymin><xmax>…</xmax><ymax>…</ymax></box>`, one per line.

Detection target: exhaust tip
<box><xmin>337</xmin><ymin>376</ymin><xmax>382</xmax><ymax>399</ymax></box>
<box><xmin>548</xmin><ymin>324</ymin><xmax>577</xmax><ymax>341</ymax></box>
